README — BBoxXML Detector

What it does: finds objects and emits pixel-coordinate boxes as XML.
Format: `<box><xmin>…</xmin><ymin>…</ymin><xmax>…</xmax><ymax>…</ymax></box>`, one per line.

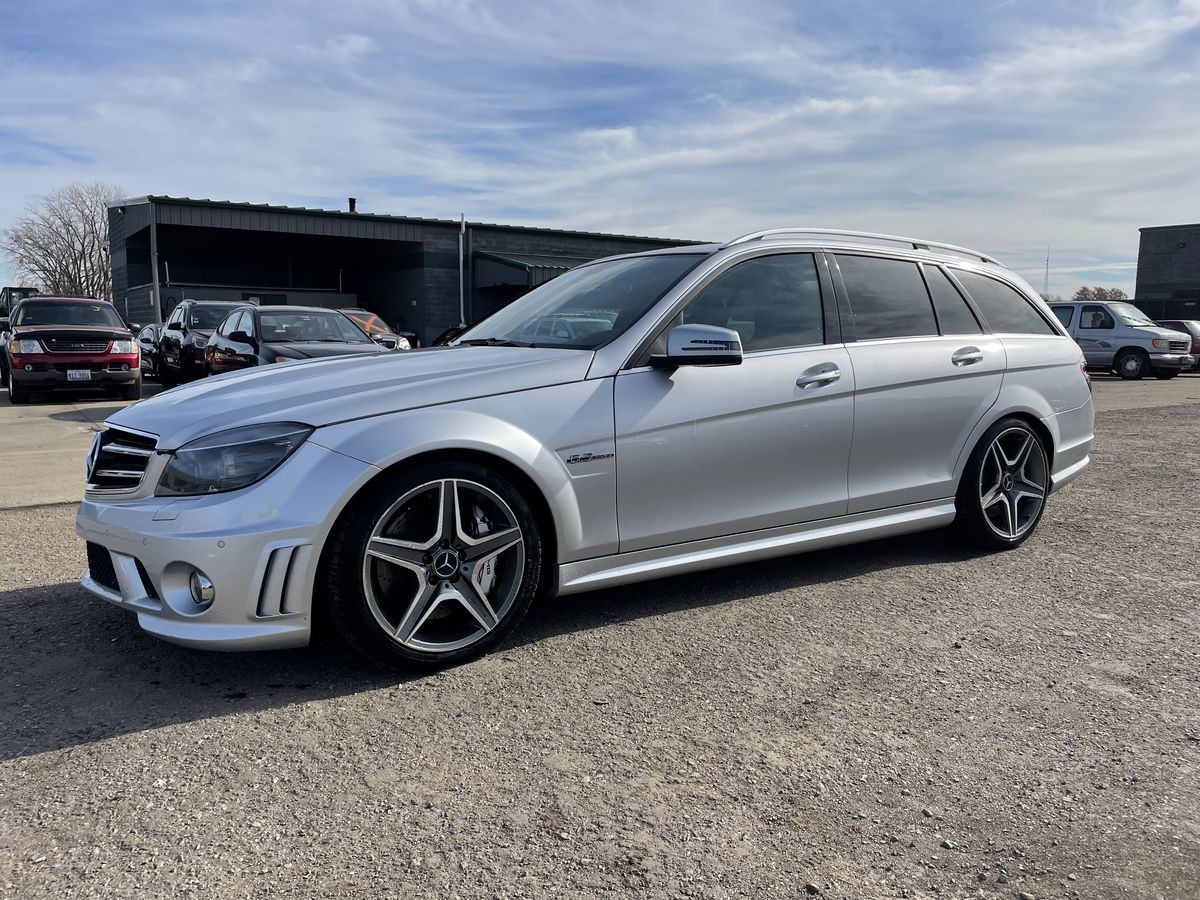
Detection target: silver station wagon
<box><xmin>78</xmin><ymin>228</ymin><xmax>1094</xmax><ymax>669</ymax></box>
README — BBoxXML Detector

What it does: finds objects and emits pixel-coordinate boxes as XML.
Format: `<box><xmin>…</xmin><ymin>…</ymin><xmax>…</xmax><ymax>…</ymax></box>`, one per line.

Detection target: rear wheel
<box><xmin>1154</xmin><ymin>369</ymin><xmax>1180</xmax><ymax>380</ymax></box>
<box><xmin>1114</xmin><ymin>349</ymin><xmax>1149</xmax><ymax>380</ymax></box>
<box><xmin>321</xmin><ymin>461</ymin><xmax>544</xmax><ymax>669</ymax></box>
<box><xmin>954</xmin><ymin>418</ymin><xmax>1050</xmax><ymax>550</ymax></box>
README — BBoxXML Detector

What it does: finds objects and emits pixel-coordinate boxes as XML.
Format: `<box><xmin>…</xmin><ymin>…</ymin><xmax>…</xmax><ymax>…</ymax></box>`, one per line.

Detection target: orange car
<box><xmin>340</xmin><ymin>308</ymin><xmax>414</xmax><ymax>350</ymax></box>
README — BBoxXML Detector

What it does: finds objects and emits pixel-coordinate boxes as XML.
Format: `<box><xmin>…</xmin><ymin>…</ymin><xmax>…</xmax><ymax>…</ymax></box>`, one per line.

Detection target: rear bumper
<box><xmin>1045</xmin><ymin>399</ymin><xmax>1094</xmax><ymax>493</ymax></box>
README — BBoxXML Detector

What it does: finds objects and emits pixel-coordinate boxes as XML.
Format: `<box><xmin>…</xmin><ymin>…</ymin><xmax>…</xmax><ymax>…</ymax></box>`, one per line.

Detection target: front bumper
<box><xmin>76</xmin><ymin>440</ymin><xmax>378</xmax><ymax>651</ymax></box>
<box><xmin>11</xmin><ymin>354</ymin><xmax>139</xmax><ymax>389</ymax></box>
<box><xmin>1149</xmin><ymin>352</ymin><xmax>1195</xmax><ymax>370</ymax></box>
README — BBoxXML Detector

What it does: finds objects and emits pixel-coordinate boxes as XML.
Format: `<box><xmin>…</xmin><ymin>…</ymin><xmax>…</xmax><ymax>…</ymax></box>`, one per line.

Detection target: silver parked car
<box><xmin>77</xmin><ymin>228</ymin><xmax>1094</xmax><ymax>669</ymax></box>
<box><xmin>1048</xmin><ymin>300</ymin><xmax>1194</xmax><ymax>379</ymax></box>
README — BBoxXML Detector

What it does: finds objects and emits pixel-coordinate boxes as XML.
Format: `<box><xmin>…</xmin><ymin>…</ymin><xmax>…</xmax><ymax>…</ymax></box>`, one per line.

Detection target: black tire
<box><xmin>1113</xmin><ymin>349</ymin><xmax>1149</xmax><ymax>380</ymax></box>
<box><xmin>121</xmin><ymin>377</ymin><xmax>142</xmax><ymax>401</ymax></box>
<box><xmin>320</xmin><ymin>460</ymin><xmax>545</xmax><ymax>670</ymax></box>
<box><xmin>0</xmin><ymin>363</ymin><xmax>7</xmax><ymax>388</ymax></box>
<box><xmin>8</xmin><ymin>378</ymin><xmax>29</xmax><ymax>404</ymax></box>
<box><xmin>1154</xmin><ymin>370</ymin><xmax>1179</xmax><ymax>380</ymax></box>
<box><xmin>954</xmin><ymin>417</ymin><xmax>1050</xmax><ymax>551</ymax></box>
<box><xmin>159</xmin><ymin>364</ymin><xmax>178</xmax><ymax>389</ymax></box>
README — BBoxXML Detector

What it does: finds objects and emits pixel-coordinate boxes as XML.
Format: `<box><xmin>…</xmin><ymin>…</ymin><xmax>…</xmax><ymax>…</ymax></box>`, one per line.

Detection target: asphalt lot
<box><xmin>1</xmin><ymin>375</ymin><xmax>1198</xmax><ymax>898</ymax></box>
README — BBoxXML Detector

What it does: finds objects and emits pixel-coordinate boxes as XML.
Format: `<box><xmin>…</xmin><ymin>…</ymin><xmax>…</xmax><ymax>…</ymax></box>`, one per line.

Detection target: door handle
<box><xmin>951</xmin><ymin>347</ymin><xmax>984</xmax><ymax>367</ymax></box>
<box><xmin>796</xmin><ymin>365</ymin><xmax>841</xmax><ymax>389</ymax></box>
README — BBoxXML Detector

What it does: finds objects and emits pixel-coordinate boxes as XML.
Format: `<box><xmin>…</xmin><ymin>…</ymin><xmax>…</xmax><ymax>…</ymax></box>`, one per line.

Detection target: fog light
<box><xmin>24</xmin><ymin>364</ymin><xmax>33</xmax><ymax>371</ymax></box>
<box><xmin>189</xmin><ymin>571</ymin><xmax>215</xmax><ymax>607</ymax></box>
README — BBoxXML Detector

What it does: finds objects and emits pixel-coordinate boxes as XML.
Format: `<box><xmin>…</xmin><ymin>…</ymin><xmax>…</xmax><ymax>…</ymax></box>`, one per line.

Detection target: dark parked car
<box><xmin>158</xmin><ymin>299</ymin><xmax>242</xmax><ymax>387</ymax></box>
<box><xmin>341</xmin><ymin>308</ymin><xmax>412</xmax><ymax>350</ymax></box>
<box><xmin>0</xmin><ymin>296</ymin><xmax>140</xmax><ymax>403</ymax></box>
<box><xmin>1157</xmin><ymin>319</ymin><xmax>1200</xmax><ymax>370</ymax></box>
<box><xmin>205</xmin><ymin>305</ymin><xmax>386</xmax><ymax>376</ymax></box>
<box><xmin>135</xmin><ymin>323</ymin><xmax>164</xmax><ymax>378</ymax></box>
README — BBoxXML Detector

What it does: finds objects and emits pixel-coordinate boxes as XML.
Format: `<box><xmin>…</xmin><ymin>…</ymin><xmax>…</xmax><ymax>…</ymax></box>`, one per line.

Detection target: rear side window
<box><xmin>836</xmin><ymin>255</ymin><xmax>937</xmax><ymax>340</ymax></box>
<box><xmin>923</xmin><ymin>265</ymin><xmax>982</xmax><ymax>335</ymax></box>
<box><xmin>952</xmin><ymin>270</ymin><xmax>1056</xmax><ymax>335</ymax></box>
<box><xmin>1051</xmin><ymin>306</ymin><xmax>1074</xmax><ymax>327</ymax></box>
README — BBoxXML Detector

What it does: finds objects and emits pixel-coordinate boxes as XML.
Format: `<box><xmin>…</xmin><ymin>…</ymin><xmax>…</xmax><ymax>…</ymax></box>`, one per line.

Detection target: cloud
<box><xmin>0</xmin><ymin>0</ymin><xmax>1198</xmax><ymax>297</ymax></box>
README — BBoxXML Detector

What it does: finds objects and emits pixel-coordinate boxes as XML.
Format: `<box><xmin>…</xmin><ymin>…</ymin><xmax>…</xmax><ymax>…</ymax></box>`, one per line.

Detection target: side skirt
<box><xmin>556</xmin><ymin>499</ymin><xmax>956</xmax><ymax>595</ymax></box>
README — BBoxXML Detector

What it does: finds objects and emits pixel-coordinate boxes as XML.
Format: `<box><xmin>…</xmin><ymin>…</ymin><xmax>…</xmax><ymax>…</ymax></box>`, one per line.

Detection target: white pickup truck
<box><xmin>1049</xmin><ymin>300</ymin><xmax>1195</xmax><ymax>380</ymax></box>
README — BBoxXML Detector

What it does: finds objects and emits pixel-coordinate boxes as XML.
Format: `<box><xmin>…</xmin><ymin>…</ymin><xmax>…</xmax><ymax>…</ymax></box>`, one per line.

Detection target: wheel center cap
<box><xmin>431</xmin><ymin>549</ymin><xmax>460</xmax><ymax>579</ymax></box>
<box><xmin>1001</xmin><ymin>473</ymin><xmax>1015</xmax><ymax>491</ymax></box>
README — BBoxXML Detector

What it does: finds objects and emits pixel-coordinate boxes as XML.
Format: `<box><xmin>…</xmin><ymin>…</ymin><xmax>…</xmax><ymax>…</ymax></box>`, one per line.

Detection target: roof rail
<box><xmin>727</xmin><ymin>228</ymin><xmax>1002</xmax><ymax>265</ymax></box>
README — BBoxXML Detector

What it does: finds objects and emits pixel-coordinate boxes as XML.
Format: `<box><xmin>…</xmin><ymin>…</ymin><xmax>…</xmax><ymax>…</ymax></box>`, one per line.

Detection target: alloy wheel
<box><xmin>978</xmin><ymin>427</ymin><xmax>1048</xmax><ymax>540</ymax></box>
<box><xmin>361</xmin><ymin>478</ymin><xmax>525</xmax><ymax>653</ymax></box>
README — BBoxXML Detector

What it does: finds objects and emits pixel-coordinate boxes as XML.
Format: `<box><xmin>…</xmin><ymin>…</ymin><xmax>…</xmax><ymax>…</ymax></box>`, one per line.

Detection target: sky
<box><xmin>1</xmin><ymin>0</ymin><xmax>1198</xmax><ymax>298</ymax></box>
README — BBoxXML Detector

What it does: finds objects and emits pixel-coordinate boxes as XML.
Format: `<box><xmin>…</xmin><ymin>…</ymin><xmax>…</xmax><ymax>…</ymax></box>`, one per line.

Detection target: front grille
<box><xmin>87</xmin><ymin>427</ymin><xmax>158</xmax><ymax>492</ymax></box>
<box><xmin>43</xmin><ymin>337</ymin><xmax>111</xmax><ymax>353</ymax></box>
<box><xmin>1169</xmin><ymin>340</ymin><xmax>1189</xmax><ymax>353</ymax></box>
<box><xmin>86</xmin><ymin>542</ymin><xmax>119</xmax><ymax>592</ymax></box>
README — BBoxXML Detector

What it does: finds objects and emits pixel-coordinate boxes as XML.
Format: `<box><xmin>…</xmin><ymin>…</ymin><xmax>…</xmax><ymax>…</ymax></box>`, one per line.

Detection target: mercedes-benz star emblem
<box><xmin>431</xmin><ymin>549</ymin><xmax>460</xmax><ymax>580</ymax></box>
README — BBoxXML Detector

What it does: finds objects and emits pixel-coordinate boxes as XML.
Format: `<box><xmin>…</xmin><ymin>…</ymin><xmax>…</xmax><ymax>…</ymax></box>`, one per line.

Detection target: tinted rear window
<box><xmin>951</xmin><ymin>270</ymin><xmax>1056</xmax><ymax>335</ymax></box>
<box><xmin>923</xmin><ymin>265</ymin><xmax>981</xmax><ymax>335</ymax></box>
<box><xmin>836</xmin><ymin>255</ymin><xmax>937</xmax><ymax>340</ymax></box>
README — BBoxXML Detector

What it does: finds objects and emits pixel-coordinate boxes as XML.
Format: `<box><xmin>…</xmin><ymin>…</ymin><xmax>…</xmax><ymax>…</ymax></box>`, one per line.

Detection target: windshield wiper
<box><xmin>457</xmin><ymin>338</ymin><xmax>534</xmax><ymax>348</ymax></box>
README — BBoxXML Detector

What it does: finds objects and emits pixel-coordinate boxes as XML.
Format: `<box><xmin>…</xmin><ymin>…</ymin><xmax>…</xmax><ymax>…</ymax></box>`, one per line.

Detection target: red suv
<box><xmin>1</xmin><ymin>297</ymin><xmax>141</xmax><ymax>403</ymax></box>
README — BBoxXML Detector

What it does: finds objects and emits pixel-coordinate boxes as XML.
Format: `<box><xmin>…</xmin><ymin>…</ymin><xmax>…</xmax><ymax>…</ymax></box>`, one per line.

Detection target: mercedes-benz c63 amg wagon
<box><xmin>78</xmin><ymin>228</ymin><xmax>1094</xmax><ymax>669</ymax></box>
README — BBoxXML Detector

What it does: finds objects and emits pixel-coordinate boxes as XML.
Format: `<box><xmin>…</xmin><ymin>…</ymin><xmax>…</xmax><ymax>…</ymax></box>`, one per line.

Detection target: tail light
<box><xmin>1080</xmin><ymin>361</ymin><xmax>1091</xmax><ymax>393</ymax></box>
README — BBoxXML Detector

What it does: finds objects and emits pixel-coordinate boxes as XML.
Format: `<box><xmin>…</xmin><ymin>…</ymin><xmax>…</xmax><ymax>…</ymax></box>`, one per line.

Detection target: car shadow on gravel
<box><xmin>0</xmin><ymin>530</ymin><xmax>970</xmax><ymax>762</ymax></box>
<box><xmin>513</xmin><ymin>528</ymin><xmax>974</xmax><ymax>649</ymax></box>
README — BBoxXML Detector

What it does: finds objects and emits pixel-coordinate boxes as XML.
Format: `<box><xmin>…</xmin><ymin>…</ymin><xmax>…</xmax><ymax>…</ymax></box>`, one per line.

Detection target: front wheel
<box><xmin>121</xmin><ymin>377</ymin><xmax>142</xmax><ymax>401</ymax></box>
<box><xmin>7</xmin><ymin>378</ymin><xmax>29</xmax><ymax>404</ymax></box>
<box><xmin>1114</xmin><ymin>349</ymin><xmax>1149</xmax><ymax>380</ymax></box>
<box><xmin>954</xmin><ymin>418</ymin><xmax>1050</xmax><ymax>551</ymax></box>
<box><xmin>1154</xmin><ymin>369</ymin><xmax>1180</xmax><ymax>380</ymax></box>
<box><xmin>321</xmin><ymin>461</ymin><xmax>544</xmax><ymax>669</ymax></box>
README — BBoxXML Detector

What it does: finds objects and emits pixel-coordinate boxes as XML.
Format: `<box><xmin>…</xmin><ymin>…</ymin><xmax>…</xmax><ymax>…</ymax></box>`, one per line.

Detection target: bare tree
<box><xmin>1</xmin><ymin>182</ymin><xmax>125</xmax><ymax>301</ymax></box>
<box><xmin>1072</xmin><ymin>286</ymin><xmax>1130</xmax><ymax>302</ymax></box>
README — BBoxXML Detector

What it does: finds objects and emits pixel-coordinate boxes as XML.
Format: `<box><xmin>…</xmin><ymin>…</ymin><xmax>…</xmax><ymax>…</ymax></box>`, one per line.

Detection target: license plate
<box><xmin>67</xmin><ymin>369</ymin><xmax>92</xmax><ymax>382</ymax></box>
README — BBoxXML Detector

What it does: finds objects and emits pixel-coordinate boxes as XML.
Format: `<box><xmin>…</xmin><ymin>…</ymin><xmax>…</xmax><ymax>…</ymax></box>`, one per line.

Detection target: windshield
<box><xmin>457</xmin><ymin>254</ymin><xmax>706</xmax><ymax>350</ymax></box>
<box><xmin>187</xmin><ymin>304</ymin><xmax>240</xmax><ymax>330</ymax></box>
<box><xmin>258</xmin><ymin>311</ymin><xmax>373</xmax><ymax>343</ymax></box>
<box><xmin>14</xmin><ymin>301</ymin><xmax>124</xmax><ymax>328</ymax></box>
<box><xmin>1107</xmin><ymin>302</ymin><xmax>1156</xmax><ymax>326</ymax></box>
<box><xmin>345</xmin><ymin>311</ymin><xmax>395</xmax><ymax>336</ymax></box>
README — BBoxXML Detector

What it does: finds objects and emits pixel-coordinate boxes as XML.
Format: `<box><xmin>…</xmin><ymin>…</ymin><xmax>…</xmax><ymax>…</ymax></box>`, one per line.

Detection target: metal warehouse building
<box><xmin>1134</xmin><ymin>222</ymin><xmax>1200</xmax><ymax>320</ymax></box>
<box><xmin>107</xmin><ymin>196</ymin><xmax>696</xmax><ymax>343</ymax></box>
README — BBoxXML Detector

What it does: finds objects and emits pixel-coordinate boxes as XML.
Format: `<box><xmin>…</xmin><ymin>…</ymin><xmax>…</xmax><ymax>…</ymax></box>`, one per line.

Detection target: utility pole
<box><xmin>458</xmin><ymin>213</ymin><xmax>466</xmax><ymax>327</ymax></box>
<box><xmin>1043</xmin><ymin>245</ymin><xmax>1050</xmax><ymax>297</ymax></box>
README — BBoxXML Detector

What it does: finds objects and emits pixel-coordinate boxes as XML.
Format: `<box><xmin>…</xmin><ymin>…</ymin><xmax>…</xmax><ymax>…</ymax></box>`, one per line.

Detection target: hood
<box><xmin>270</xmin><ymin>341</ymin><xmax>385</xmax><ymax>359</ymax></box>
<box><xmin>1142</xmin><ymin>326</ymin><xmax>1190</xmax><ymax>341</ymax></box>
<box><xmin>12</xmin><ymin>323</ymin><xmax>129</xmax><ymax>339</ymax></box>
<box><xmin>107</xmin><ymin>346</ymin><xmax>594</xmax><ymax>449</ymax></box>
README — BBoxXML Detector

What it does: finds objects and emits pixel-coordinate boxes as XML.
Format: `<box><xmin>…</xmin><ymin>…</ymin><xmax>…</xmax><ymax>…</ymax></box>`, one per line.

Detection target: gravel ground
<box><xmin>1</xmin><ymin>381</ymin><xmax>1198</xmax><ymax>899</ymax></box>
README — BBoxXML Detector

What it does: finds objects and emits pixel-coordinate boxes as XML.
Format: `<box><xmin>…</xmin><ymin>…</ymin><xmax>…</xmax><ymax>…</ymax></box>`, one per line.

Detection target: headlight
<box><xmin>156</xmin><ymin>423</ymin><xmax>313</xmax><ymax>496</ymax></box>
<box><xmin>395</xmin><ymin>336</ymin><xmax>411</xmax><ymax>350</ymax></box>
<box><xmin>9</xmin><ymin>339</ymin><xmax>41</xmax><ymax>354</ymax></box>
<box><xmin>111</xmin><ymin>339</ymin><xmax>137</xmax><ymax>354</ymax></box>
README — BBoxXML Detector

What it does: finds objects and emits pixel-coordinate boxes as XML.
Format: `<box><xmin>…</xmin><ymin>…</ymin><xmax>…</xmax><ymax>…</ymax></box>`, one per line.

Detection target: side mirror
<box><xmin>166</xmin><ymin>321</ymin><xmax>183</xmax><ymax>332</ymax></box>
<box><xmin>652</xmin><ymin>323</ymin><xmax>743</xmax><ymax>368</ymax></box>
<box><xmin>229</xmin><ymin>330</ymin><xmax>253</xmax><ymax>345</ymax></box>
<box><xmin>125</xmin><ymin>321</ymin><xmax>140</xmax><ymax>333</ymax></box>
